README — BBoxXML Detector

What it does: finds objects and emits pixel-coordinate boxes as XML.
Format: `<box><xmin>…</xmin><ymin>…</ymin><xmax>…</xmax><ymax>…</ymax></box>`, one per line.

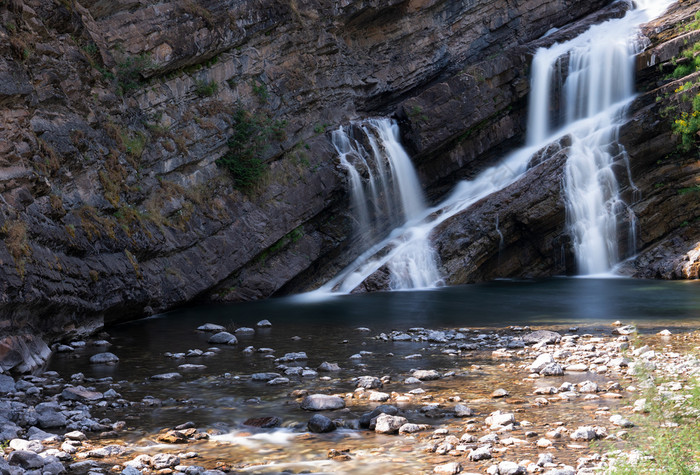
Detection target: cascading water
<box><xmin>310</xmin><ymin>0</ymin><xmax>672</xmax><ymax>296</ymax></box>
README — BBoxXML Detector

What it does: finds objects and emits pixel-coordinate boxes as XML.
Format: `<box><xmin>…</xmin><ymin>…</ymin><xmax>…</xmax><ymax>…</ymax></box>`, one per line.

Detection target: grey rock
<box><xmin>433</xmin><ymin>461</ymin><xmax>462</xmax><ymax>474</ymax></box>
<box><xmin>499</xmin><ymin>461</ymin><xmax>526</xmax><ymax>475</ymax></box>
<box><xmin>570</xmin><ymin>426</ymin><xmax>597</xmax><ymax>441</ymax></box>
<box><xmin>8</xmin><ymin>450</ymin><xmax>45</xmax><ymax>469</ymax></box>
<box><xmin>234</xmin><ymin>327</ymin><xmax>255</xmax><ymax>334</ymax></box>
<box><xmin>26</xmin><ymin>427</ymin><xmax>60</xmax><ymax>442</ymax></box>
<box><xmin>61</xmin><ymin>387</ymin><xmax>103</xmax><ymax>402</ymax></box>
<box><xmin>251</xmin><ymin>373</ymin><xmax>281</xmax><ymax>381</ymax></box>
<box><xmin>529</xmin><ymin>353</ymin><xmax>554</xmax><ymax>373</ymax></box>
<box><xmin>151</xmin><ymin>373</ymin><xmax>182</xmax><ymax>380</ymax></box>
<box><xmin>9</xmin><ymin>438</ymin><xmax>44</xmax><ymax>452</ymax></box>
<box><xmin>317</xmin><ymin>362</ymin><xmax>341</xmax><ymax>372</ymax></box>
<box><xmin>523</xmin><ymin>330</ymin><xmax>562</xmax><ymax>345</ymax></box>
<box><xmin>412</xmin><ymin>369</ymin><xmax>440</xmax><ymax>381</ymax></box>
<box><xmin>356</xmin><ymin>376</ymin><xmax>382</xmax><ymax>389</ymax></box>
<box><xmin>89</xmin><ymin>353</ymin><xmax>119</xmax><ymax>364</ymax></box>
<box><xmin>610</xmin><ymin>414</ymin><xmax>634</xmax><ymax>428</ymax></box>
<box><xmin>151</xmin><ymin>453</ymin><xmax>180</xmax><ymax>470</ymax></box>
<box><xmin>256</xmin><ymin>320</ymin><xmax>272</xmax><ymax>327</ymax></box>
<box><xmin>0</xmin><ymin>374</ymin><xmax>16</xmax><ymax>393</ymax></box>
<box><xmin>468</xmin><ymin>446</ymin><xmax>492</xmax><ymax>461</ymax></box>
<box><xmin>374</xmin><ymin>413</ymin><xmax>408</xmax><ymax>434</ymax></box>
<box><xmin>307</xmin><ymin>414</ymin><xmax>336</xmax><ymax>433</ymax></box>
<box><xmin>197</xmin><ymin>323</ymin><xmax>226</xmax><ymax>332</ymax></box>
<box><xmin>277</xmin><ymin>352</ymin><xmax>307</xmax><ymax>362</ymax></box>
<box><xmin>207</xmin><ymin>332</ymin><xmax>238</xmax><ymax>345</ymax></box>
<box><xmin>300</xmin><ymin>394</ymin><xmax>345</xmax><ymax>411</ymax></box>
<box><xmin>267</xmin><ymin>377</ymin><xmax>290</xmax><ymax>385</ymax></box>
<box><xmin>454</xmin><ymin>404</ymin><xmax>475</xmax><ymax>417</ymax></box>
<box><xmin>122</xmin><ymin>466</ymin><xmax>143</xmax><ymax>475</ymax></box>
<box><xmin>540</xmin><ymin>363</ymin><xmax>564</xmax><ymax>376</ymax></box>
<box><xmin>360</xmin><ymin>405</ymin><xmax>399</xmax><ymax>428</ymax></box>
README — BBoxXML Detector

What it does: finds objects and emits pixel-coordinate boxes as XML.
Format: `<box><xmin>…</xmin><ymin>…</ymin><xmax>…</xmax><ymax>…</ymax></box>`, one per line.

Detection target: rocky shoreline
<box><xmin>1</xmin><ymin>320</ymin><xmax>698</xmax><ymax>474</ymax></box>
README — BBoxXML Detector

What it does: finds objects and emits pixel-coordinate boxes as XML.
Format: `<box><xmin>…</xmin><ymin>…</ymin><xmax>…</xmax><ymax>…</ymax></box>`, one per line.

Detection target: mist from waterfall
<box><xmin>308</xmin><ymin>0</ymin><xmax>673</xmax><ymax>297</ymax></box>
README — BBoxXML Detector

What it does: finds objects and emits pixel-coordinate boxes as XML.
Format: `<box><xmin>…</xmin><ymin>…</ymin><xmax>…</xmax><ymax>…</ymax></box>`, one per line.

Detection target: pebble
<box><xmin>469</xmin><ymin>446</ymin><xmax>492</xmax><ymax>461</ymax></box>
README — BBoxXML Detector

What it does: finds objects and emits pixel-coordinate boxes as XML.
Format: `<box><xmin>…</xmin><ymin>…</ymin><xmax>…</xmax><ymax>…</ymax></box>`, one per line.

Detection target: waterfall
<box><xmin>529</xmin><ymin>0</ymin><xmax>673</xmax><ymax>274</ymax></box>
<box><xmin>309</xmin><ymin>0</ymin><xmax>671</xmax><ymax>296</ymax></box>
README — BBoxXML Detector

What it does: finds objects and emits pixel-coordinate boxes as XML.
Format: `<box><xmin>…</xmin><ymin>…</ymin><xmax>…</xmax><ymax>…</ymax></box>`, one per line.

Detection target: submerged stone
<box><xmin>207</xmin><ymin>332</ymin><xmax>238</xmax><ymax>345</ymax></box>
<box><xmin>300</xmin><ymin>394</ymin><xmax>345</xmax><ymax>411</ymax></box>
<box><xmin>89</xmin><ymin>352</ymin><xmax>119</xmax><ymax>364</ymax></box>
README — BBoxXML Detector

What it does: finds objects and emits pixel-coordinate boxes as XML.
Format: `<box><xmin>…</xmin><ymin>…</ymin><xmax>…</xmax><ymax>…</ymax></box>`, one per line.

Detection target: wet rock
<box><xmin>498</xmin><ymin>461</ymin><xmax>526</xmax><ymax>475</ymax></box>
<box><xmin>178</xmin><ymin>364</ymin><xmax>207</xmax><ymax>371</ymax></box>
<box><xmin>268</xmin><ymin>377</ymin><xmax>290</xmax><ymax>385</ymax></box>
<box><xmin>207</xmin><ymin>332</ymin><xmax>238</xmax><ymax>345</ymax></box>
<box><xmin>151</xmin><ymin>453</ymin><xmax>180</xmax><ymax>470</ymax></box>
<box><xmin>0</xmin><ymin>374</ymin><xmax>16</xmax><ymax>394</ymax></box>
<box><xmin>243</xmin><ymin>417</ymin><xmax>281</xmax><ymax>428</ymax></box>
<box><xmin>235</xmin><ymin>327</ymin><xmax>255</xmax><ymax>335</ymax></box>
<box><xmin>300</xmin><ymin>394</ymin><xmax>346</xmax><ymax>411</ymax></box>
<box><xmin>434</xmin><ymin>461</ymin><xmax>462</xmax><ymax>474</ymax></box>
<box><xmin>8</xmin><ymin>450</ymin><xmax>45</xmax><ymax>469</ymax></box>
<box><xmin>317</xmin><ymin>362</ymin><xmax>341</xmax><ymax>372</ymax></box>
<box><xmin>469</xmin><ymin>446</ymin><xmax>492</xmax><ymax>461</ymax></box>
<box><xmin>491</xmin><ymin>388</ymin><xmax>509</xmax><ymax>398</ymax></box>
<box><xmin>278</xmin><ymin>352</ymin><xmax>308</xmax><ymax>362</ymax></box>
<box><xmin>27</xmin><ymin>427</ymin><xmax>60</xmax><ymax>442</ymax></box>
<box><xmin>197</xmin><ymin>323</ymin><xmax>226</xmax><ymax>332</ymax></box>
<box><xmin>486</xmin><ymin>411</ymin><xmax>515</xmax><ymax>427</ymax></box>
<box><xmin>86</xmin><ymin>445</ymin><xmax>126</xmax><ymax>458</ymax></box>
<box><xmin>412</xmin><ymin>370</ymin><xmax>440</xmax><ymax>381</ymax></box>
<box><xmin>540</xmin><ymin>363</ymin><xmax>564</xmax><ymax>376</ymax></box>
<box><xmin>530</xmin><ymin>353</ymin><xmax>554</xmax><ymax>373</ymax></box>
<box><xmin>523</xmin><ymin>330</ymin><xmax>562</xmax><ymax>345</ymax></box>
<box><xmin>89</xmin><ymin>352</ymin><xmax>119</xmax><ymax>364</ymax></box>
<box><xmin>570</xmin><ymin>426</ymin><xmax>597</xmax><ymax>441</ymax></box>
<box><xmin>257</xmin><ymin>320</ymin><xmax>272</xmax><ymax>327</ymax></box>
<box><xmin>356</xmin><ymin>376</ymin><xmax>382</xmax><ymax>389</ymax></box>
<box><xmin>122</xmin><ymin>466</ymin><xmax>143</xmax><ymax>475</ymax></box>
<box><xmin>399</xmin><ymin>423</ymin><xmax>430</xmax><ymax>434</ymax></box>
<box><xmin>360</xmin><ymin>405</ymin><xmax>399</xmax><ymax>428</ymax></box>
<box><xmin>404</xmin><ymin>377</ymin><xmax>422</xmax><ymax>384</ymax></box>
<box><xmin>454</xmin><ymin>404</ymin><xmax>475</xmax><ymax>417</ymax></box>
<box><xmin>61</xmin><ymin>387</ymin><xmax>103</xmax><ymax>402</ymax></box>
<box><xmin>151</xmin><ymin>372</ymin><xmax>182</xmax><ymax>380</ymax></box>
<box><xmin>542</xmin><ymin>467</ymin><xmax>575</xmax><ymax>475</ymax></box>
<box><xmin>613</xmin><ymin>325</ymin><xmax>636</xmax><ymax>335</ymax></box>
<box><xmin>578</xmin><ymin>381</ymin><xmax>599</xmax><ymax>393</ymax></box>
<box><xmin>374</xmin><ymin>413</ymin><xmax>408</xmax><ymax>434</ymax></box>
<box><xmin>308</xmin><ymin>414</ymin><xmax>336</xmax><ymax>433</ymax></box>
<box><xmin>157</xmin><ymin>430</ymin><xmax>189</xmax><ymax>444</ymax></box>
<box><xmin>251</xmin><ymin>373</ymin><xmax>281</xmax><ymax>381</ymax></box>
<box><xmin>565</xmin><ymin>363</ymin><xmax>588</xmax><ymax>372</ymax></box>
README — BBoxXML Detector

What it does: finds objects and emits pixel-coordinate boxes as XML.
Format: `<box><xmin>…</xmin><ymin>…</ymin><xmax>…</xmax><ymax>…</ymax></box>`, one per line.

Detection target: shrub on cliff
<box><xmin>216</xmin><ymin>107</ymin><xmax>286</xmax><ymax>190</ymax></box>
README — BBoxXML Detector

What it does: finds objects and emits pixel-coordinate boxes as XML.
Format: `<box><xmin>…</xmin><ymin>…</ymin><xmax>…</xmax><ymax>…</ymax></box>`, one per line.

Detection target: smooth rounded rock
<box><xmin>317</xmin><ymin>362</ymin><xmax>341</xmax><ymax>372</ymax></box>
<box><xmin>89</xmin><ymin>352</ymin><xmax>119</xmax><ymax>364</ymax></box>
<box><xmin>207</xmin><ymin>332</ymin><xmax>238</xmax><ymax>345</ymax></box>
<box><xmin>8</xmin><ymin>450</ymin><xmax>45</xmax><ymax>469</ymax></box>
<box><xmin>300</xmin><ymin>394</ymin><xmax>345</xmax><ymax>411</ymax></box>
<box><xmin>197</xmin><ymin>323</ymin><xmax>226</xmax><ymax>332</ymax></box>
<box><xmin>308</xmin><ymin>414</ymin><xmax>336</xmax><ymax>433</ymax></box>
<box><xmin>412</xmin><ymin>369</ymin><xmax>440</xmax><ymax>381</ymax></box>
<box><xmin>374</xmin><ymin>413</ymin><xmax>408</xmax><ymax>434</ymax></box>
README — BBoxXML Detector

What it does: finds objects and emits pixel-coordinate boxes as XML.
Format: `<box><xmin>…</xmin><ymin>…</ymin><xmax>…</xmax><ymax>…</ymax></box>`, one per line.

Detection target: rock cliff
<box><xmin>0</xmin><ymin>0</ymin><xmax>697</xmax><ymax>372</ymax></box>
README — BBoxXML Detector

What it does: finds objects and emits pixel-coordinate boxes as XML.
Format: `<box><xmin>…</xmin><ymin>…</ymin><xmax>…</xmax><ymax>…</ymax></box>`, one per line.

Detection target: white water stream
<box><xmin>310</xmin><ymin>0</ymin><xmax>672</xmax><ymax>296</ymax></box>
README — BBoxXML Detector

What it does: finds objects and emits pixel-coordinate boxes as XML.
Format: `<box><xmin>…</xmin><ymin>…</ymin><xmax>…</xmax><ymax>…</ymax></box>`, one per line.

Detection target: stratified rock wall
<box><xmin>0</xmin><ymin>0</ymin><xmax>617</xmax><ymax>370</ymax></box>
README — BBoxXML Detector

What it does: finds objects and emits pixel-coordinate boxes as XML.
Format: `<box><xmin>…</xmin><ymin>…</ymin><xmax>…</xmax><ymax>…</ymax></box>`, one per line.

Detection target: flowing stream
<box><xmin>315</xmin><ymin>0</ymin><xmax>673</xmax><ymax>295</ymax></box>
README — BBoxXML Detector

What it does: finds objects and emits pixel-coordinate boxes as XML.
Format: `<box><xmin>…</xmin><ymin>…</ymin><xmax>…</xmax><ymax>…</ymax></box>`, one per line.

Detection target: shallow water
<box><xmin>46</xmin><ymin>278</ymin><xmax>700</xmax><ymax>473</ymax></box>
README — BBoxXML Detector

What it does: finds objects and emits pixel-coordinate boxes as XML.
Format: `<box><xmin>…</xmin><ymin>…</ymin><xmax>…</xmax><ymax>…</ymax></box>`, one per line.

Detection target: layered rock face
<box><xmin>431</xmin><ymin>0</ymin><xmax>700</xmax><ymax>285</ymax></box>
<box><xmin>0</xmin><ymin>0</ymin><xmax>618</xmax><ymax>370</ymax></box>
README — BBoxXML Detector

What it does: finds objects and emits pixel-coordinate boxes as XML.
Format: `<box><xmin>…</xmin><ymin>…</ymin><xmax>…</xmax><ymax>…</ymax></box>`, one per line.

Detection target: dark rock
<box><xmin>0</xmin><ymin>374</ymin><xmax>16</xmax><ymax>394</ymax></box>
<box><xmin>359</xmin><ymin>405</ymin><xmax>399</xmax><ymax>428</ymax></box>
<box><xmin>243</xmin><ymin>417</ymin><xmax>282</xmax><ymax>428</ymax></box>
<box><xmin>8</xmin><ymin>450</ymin><xmax>46</xmax><ymax>469</ymax></box>
<box><xmin>308</xmin><ymin>414</ymin><xmax>336</xmax><ymax>433</ymax></box>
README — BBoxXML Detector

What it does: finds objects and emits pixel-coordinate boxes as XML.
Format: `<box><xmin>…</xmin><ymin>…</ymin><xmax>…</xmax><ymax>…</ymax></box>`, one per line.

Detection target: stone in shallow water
<box><xmin>277</xmin><ymin>352</ymin><xmax>307</xmax><ymax>362</ymax></box>
<box><xmin>454</xmin><ymin>404</ymin><xmax>475</xmax><ymax>417</ymax></box>
<box><xmin>412</xmin><ymin>369</ymin><xmax>440</xmax><ymax>381</ymax></box>
<box><xmin>490</xmin><ymin>388</ymin><xmax>509</xmax><ymax>398</ymax></box>
<box><xmin>433</xmin><ymin>461</ymin><xmax>462</xmax><ymax>474</ymax></box>
<box><xmin>9</xmin><ymin>439</ymin><xmax>44</xmax><ymax>453</ymax></box>
<box><xmin>251</xmin><ymin>372</ymin><xmax>280</xmax><ymax>381</ymax></box>
<box><xmin>207</xmin><ymin>332</ymin><xmax>237</xmax><ymax>345</ymax></box>
<box><xmin>308</xmin><ymin>414</ymin><xmax>336</xmax><ymax>433</ymax></box>
<box><xmin>570</xmin><ymin>426</ymin><xmax>597</xmax><ymax>441</ymax></box>
<box><xmin>243</xmin><ymin>417</ymin><xmax>281</xmax><ymax>428</ymax></box>
<box><xmin>300</xmin><ymin>394</ymin><xmax>345</xmax><ymax>411</ymax></box>
<box><xmin>151</xmin><ymin>373</ymin><xmax>182</xmax><ymax>380</ymax></box>
<box><xmin>530</xmin><ymin>353</ymin><xmax>554</xmax><ymax>373</ymax></box>
<box><xmin>151</xmin><ymin>453</ymin><xmax>180</xmax><ymax>470</ymax></box>
<box><xmin>499</xmin><ymin>461</ymin><xmax>526</xmax><ymax>475</ymax></box>
<box><xmin>523</xmin><ymin>330</ymin><xmax>561</xmax><ymax>345</ymax></box>
<box><xmin>356</xmin><ymin>376</ymin><xmax>382</xmax><ymax>389</ymax></box>
<box><xmin>399</xmin><ymin>423</ymin><xmax>430</xmax><ymax>434</ymax></box>
<box><xmin>610</xmin><ymin>414</ymin><xmax>634</xmax><ymax>427</ymax></box>
<box><xmin>540</xmin><ymin>363</ymin><xmax>564</xmax><ymax>376</ymax></box>
<box><xmin>317</xmin><ymin>362</ymin><xmax>341</xmax><ymax>372</ymax></box>
<box><xmin>235</xmin><ymin>327</ymin><xmax>255</xmax><ymax>334</ymax></box>
<box><xmin>89</xmin><ymin>352</ymin><xmax>119</xmax><ymax>364</ymax></box>
<box><xmin>197</xmin><ymin>323</ymin><xmax>226</xmax><ymax>332</ymax></box>
<box><xmin>468</xmin><ymin>446</ymin><xmax>492</xmax><ymax>461</ymax></box>
<box><xmin>374</xmin><ymin>413</ymin><xmax>407</xmax><ymax>434</ymax></box>
<box><xmin>257</xmin><ymin>319</ymin><xmax>272</xmax><ymax>327</ymax></box>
